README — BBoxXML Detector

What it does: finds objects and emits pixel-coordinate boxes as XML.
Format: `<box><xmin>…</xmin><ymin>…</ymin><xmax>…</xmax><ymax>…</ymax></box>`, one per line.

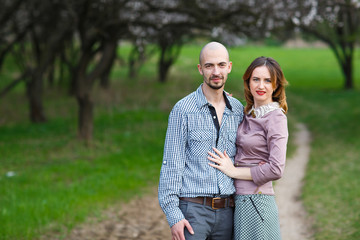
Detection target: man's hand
<box><xmin>171</xmin><ymin>219</ymin><xmax>194</xmax><ymax>240</ymax></box>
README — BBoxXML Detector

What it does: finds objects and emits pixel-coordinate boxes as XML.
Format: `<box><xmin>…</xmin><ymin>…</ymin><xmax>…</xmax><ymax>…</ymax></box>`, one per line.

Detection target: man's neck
<box><xmin>201</xmin><ymin>83</ymin><xmax>224</xmax><ymax>106</ymax></box>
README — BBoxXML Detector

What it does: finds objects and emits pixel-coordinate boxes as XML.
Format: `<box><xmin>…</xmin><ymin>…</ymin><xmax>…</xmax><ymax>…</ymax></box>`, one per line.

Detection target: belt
<box><xmin>179</xmin><ymin>196</ymin><xmax>234</xmax><ymax>209</ymax></box>
<box><xmin>234</xmin><ymin>163</ymin><xmax>258</xmax><ymax>167</ymax></box>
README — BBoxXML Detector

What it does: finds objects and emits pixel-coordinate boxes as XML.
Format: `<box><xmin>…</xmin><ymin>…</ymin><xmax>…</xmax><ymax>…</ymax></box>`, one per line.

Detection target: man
<box><xmin>158</xmin><ymin>42</ymin><xmax>244</xmax><ymax>240</ymax></box>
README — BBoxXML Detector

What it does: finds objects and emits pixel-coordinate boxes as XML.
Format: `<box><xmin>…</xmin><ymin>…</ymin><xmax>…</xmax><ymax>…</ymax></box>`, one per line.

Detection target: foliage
<box><xmin>1</xmin><ymin>0</ymin><xmax>359</xmax><ymax>144</ymax></box>
<box><xmin>275</xmin><ymin>0</ymin><xmax>360</xmax><ymax>89</ymax></box>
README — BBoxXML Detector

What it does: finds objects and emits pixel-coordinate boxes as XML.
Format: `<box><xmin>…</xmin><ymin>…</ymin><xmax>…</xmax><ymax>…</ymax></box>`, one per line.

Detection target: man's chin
<box><xmin>209</xmin><ymin>83</ymin><xmax>224</xmax><ymax>90</ymax></box>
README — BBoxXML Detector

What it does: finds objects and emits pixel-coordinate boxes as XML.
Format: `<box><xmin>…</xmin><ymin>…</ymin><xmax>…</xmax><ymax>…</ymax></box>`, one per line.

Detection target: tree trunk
<box><xmin>74</xmin><ymin>39</ymin><xmax>117</xmax><ymax>142</ymax></box>
<box><xmin>73</xmin><ymin>52</ymin><xmax>92</xmax><ymax>141</ymax></box>
<box><xmin>158</xmin><ymin>59</ymin><xmax>172</xmax><ymax>83</ymax></box>
<box><xmin>158</xmin><ymin>46</ymin><xmax>172</xmax><ymax>83</ymax></box>
<box><xmin>26</xmin><ymin>76</ymin><xmax>47</xmax><ymax>123</ymax></box>
<box><xmin>343</xmin><ymin>55</ymin><xmax>353</xmax><ymax>89</ymax></box>
<box><xmin>100</xmin><ymin>48</ymin><xmax>116</xmax><ymax>89</ymax></box>
<box><xmin>128</xmin><ymin>46</ymin><xmax>142</xmax><ymax>79</ymax></box>
<box><xmin>158</xmin><ymin>43</ymin><xmax>182</xmax><ymax>83</ymax></box>
<box><xmin>328</xmin><ymin>44</ymin><xmax>354</xmax><ymax>90</ymax></box>
<box><xmin>77</xmin><ymin>94</ymin><xmax>93</xmax><ymax>143</ymax></box>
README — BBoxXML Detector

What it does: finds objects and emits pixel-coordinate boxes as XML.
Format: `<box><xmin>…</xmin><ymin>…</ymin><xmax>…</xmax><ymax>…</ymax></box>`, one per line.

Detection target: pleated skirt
<box><xmin>234</xmin><ymin>194</ymin><xmax>281</xmax><ymax>240</ymax></box>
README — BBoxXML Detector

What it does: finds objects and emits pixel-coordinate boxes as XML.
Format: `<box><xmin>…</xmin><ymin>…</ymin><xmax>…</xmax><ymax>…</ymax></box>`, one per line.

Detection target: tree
<box><xmin>64</xmin><ymin>0</ymin><xmax>129</xmax><ymax>142</ymax></box>
<box><xmin>0</xmin><ymin>0</ymin><xmax>30</xmax><ymax>97</ymax></box>
<box><xmin>4</xmin><ymin>0</ymin><xmax>74</xmax><ymax>122</ymax></box>
<box><xmin>128</xmin><ymin>0</ymin><xmax>197</xmax><ymax>82</ymax></box>
<box><xmin>277</xmin><ymin>0</ymin><xmax>360</xmax><ymax>89</ymax></box>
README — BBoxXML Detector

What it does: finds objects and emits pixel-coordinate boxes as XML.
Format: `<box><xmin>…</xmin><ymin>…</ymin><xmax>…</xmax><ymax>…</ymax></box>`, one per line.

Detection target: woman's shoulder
<box><xmin>262</xmin><ymin>108</ymin><xmax>287</xmax><ymax>126</ymax></box>
<box><xmin>265</xmin><ymin>108</ymin><xmax>287</xmax><ymax>119</ymax></box>
<box><xmin>263</xmin><ymin>109</ymin><xmax>288</xmax><ymax>136</ymax></box>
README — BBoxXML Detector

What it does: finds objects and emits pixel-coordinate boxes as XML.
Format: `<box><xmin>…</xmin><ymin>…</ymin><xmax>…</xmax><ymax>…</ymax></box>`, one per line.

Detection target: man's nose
<box><xmin>213</xmin><ymin>66</ymin><xmax>220</xmax><ymax>75</ymax></box>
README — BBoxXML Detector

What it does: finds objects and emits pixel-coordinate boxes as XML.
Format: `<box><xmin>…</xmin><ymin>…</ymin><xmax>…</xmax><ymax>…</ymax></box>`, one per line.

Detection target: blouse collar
<box><xmin>249</xmin><ymin>102</ymin><xmax>284</xmax><ymax>118</ymax></box>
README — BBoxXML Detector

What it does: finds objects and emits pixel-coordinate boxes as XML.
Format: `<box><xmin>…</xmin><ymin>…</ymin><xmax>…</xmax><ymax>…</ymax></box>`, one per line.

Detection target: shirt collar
<box><xmin>249</xmin><ymin>102</ymin><xmax>283</xmax><ymax>118</ymax></box>
<box><xmin>195</xmin><ymin>84</ymin><xmax>233</xmax><ymax>111</ymax></box>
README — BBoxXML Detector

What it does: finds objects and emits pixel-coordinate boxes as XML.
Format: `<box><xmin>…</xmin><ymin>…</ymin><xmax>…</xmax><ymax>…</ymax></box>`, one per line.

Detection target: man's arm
<box><xmin>158</xmin><ymin>105</ymin><xmax>189</xmax><ymax>227</ymax></box>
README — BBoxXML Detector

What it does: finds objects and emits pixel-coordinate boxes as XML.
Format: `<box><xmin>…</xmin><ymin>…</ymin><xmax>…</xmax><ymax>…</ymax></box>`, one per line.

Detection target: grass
<box><xmin>0</xmin><ymin>108</ymin><xmax>168</xmax><ymax>239</ymax></box>
<box><xmin>288</xmin><ymin>89</ymin><xmax>360</xmax><ymax>239</ymax></box>
<box><xmin>0</xmin><ymin>43</ymin><xmax>360</xmax><ymax>239</ymax></box>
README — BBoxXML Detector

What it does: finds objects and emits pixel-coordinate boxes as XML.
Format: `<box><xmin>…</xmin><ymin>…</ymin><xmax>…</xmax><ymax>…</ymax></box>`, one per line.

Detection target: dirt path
<box><xmin>57</xmin><ymin>191</ymin><xmax>171</xmax><ymax>240</ymax></box>
<box><xmin>275</xmin><ymin>123</ymin><xmax>314</xmax><ymax>240</ymax></box>
<box><xmin>57</xmin><ymin>123</ymin><xmax>313</xmax><ymax>240</ymax></box>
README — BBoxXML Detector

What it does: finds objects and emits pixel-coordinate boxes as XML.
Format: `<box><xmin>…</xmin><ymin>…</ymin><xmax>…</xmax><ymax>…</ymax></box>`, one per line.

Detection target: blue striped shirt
<box><xmin>158</xmin><ymin>84</ymin><xmax>244</xmax><ymax>227</ymax></box>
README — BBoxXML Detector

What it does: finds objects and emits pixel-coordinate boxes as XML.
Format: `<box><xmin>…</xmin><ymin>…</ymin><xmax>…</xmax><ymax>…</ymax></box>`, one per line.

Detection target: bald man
<box><xmin>158</xmin><ymin>42</ymin><xmax>244</xmax><ymax>240</ymax></box>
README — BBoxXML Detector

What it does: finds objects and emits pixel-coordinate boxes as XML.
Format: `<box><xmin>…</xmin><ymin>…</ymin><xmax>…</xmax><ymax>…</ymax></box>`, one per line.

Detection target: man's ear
<box><xmin>228</xmin><ymin>61</ymin><xmax>233</xmax><ymax>73</ymax></box>
<box><xmin>197</xmin><ymin>64</ymin><xmax>203</xmax><ymax>75</ymax></box>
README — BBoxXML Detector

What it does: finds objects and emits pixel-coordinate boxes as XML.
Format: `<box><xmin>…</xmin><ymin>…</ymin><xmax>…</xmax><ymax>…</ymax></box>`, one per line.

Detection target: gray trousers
<box><xmin>179</xmin><ymin>200</ymin><xmax>234</xmax><ymax>240</ymax></box>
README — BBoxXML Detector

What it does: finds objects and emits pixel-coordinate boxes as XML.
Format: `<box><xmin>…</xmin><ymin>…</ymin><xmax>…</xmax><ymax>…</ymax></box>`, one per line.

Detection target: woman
<box><xmin>208</xmin><ymin>56</ymin><xmax>288</xmax><ymax>239</ymax></box>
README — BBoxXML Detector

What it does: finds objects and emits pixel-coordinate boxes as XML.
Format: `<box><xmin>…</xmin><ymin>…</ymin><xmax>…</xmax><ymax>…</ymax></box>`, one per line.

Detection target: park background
<box><xmin>0</xmin><ymin>1</ymin><xmax>359</xmax><ymax>239</ymax></box>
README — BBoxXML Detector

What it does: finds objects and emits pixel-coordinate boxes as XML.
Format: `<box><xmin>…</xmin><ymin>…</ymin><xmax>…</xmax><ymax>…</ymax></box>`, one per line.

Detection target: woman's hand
<box><xmin>208</xmin><ymin>147</ymin><xmax>237</xmax><ymax>178</ymax></box>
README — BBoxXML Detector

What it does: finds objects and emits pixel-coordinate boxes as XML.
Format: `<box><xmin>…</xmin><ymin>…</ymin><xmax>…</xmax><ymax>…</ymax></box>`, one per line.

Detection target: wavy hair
<box><xmin>243</xmin><ymin>56</ymin><xmax>288</xmax><ymax>114</ymax></box>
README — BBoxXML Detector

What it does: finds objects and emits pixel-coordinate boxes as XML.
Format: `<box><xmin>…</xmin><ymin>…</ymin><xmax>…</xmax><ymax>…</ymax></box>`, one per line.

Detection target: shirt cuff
<box><xmin>165</xmin><ymin>207</ymin><xmax>185</xmax><ymax>227</ymax></box>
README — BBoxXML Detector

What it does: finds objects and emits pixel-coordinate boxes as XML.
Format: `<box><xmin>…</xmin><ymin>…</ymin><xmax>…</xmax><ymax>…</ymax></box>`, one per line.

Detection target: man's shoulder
<box><xmin>227</xmin><ymin>96</ymin><xmax>244</xmax><ymax>112</ymax></box>
<box><xmin>172</xmin><ymin>91</ymin><xmax>198</xmax><ymax>111</ymax></box>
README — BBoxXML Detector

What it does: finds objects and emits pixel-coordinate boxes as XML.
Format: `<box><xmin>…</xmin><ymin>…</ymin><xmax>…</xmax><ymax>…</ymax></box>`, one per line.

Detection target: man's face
<box><xmin>197</xmin><ymin>48</ymin><xmax>232</xmax><ymax>90</ymax></box>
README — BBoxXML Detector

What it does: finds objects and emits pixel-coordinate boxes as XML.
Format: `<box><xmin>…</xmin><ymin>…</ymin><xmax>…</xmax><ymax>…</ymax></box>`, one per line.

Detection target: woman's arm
<box><xmin>250</xmin><ymin>113</ymin><xmax>288</xmax><ymax>186</ymax></box>
<box><xmin>208</xmin><ymin>147</ymin><xmax>253</xmax><ymax>180</ymax></box>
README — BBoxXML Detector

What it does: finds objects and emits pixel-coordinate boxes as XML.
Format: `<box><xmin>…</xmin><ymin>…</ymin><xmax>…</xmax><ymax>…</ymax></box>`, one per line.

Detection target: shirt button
<box><xmin>258</xmin><ymin>191</ymin><xmax>262</xmax><ymax>194</ymax></box>
<box><xmin>213</xmin><ymin>116</ymin><xmax>216</xmax><ymax>119</ymax></box>
<box><xmin>163</xmin><ymin>161</ymin><xmax>167</xmax><ymax>164</ymax></box>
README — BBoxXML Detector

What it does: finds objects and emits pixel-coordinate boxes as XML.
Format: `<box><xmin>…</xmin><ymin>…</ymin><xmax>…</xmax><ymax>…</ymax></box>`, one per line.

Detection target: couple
<box><xmin>158</xmin><ymin>42</ymin><xmax>288</xmax><ymax>240</ymax></box>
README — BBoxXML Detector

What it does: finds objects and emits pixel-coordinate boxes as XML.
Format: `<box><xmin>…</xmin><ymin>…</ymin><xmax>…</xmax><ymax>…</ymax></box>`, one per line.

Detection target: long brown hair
<box><xmin>243</xmin><ymin>56</ymin><xmax>288</xmax><ymax>114</ymax></box>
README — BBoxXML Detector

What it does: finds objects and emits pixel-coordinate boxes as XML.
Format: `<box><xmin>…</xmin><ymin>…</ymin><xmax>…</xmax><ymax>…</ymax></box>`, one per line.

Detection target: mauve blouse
<box><xmin>234</xmin><ymin>107</ymin><xmax>288</xmax><ymax>195</ymax></box>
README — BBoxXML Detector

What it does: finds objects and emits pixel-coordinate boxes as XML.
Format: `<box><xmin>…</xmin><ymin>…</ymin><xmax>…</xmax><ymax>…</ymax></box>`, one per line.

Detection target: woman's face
<box><xmin>249</xmin><ymin>66</ymin><xmax>274</xmax><ymax>108</ymax></box>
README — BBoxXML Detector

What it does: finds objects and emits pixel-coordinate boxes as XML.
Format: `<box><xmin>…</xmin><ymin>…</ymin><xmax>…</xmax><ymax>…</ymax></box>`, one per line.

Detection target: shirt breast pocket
<box><xmin>188</xmin><ymin>130</ymin><xmax>214</xmax><ymax>157</ymax></box>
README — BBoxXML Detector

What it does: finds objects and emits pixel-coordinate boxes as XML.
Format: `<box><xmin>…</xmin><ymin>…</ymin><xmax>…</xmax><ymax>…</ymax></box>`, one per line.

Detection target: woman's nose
<box><xmin>259</xmin><ymin>80</ymin><xmax>265</xmax><ymax>88</ymax></box>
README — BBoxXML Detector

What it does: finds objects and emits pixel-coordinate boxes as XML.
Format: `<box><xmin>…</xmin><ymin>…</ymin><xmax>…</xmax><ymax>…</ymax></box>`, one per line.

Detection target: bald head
<box><xmin>199</xmin><ymin>42</ymin><xmax>229</xmax><ymax>65</ymax></box>
<box><xmin>197</xmin><ymin>41</ymin><xmax>232</xmax><ymax>91</ymax></box>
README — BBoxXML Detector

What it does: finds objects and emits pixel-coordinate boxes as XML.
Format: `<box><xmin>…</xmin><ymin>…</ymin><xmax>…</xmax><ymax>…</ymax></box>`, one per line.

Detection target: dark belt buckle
<box><xmin>211</xmin><ymin>197</ymin><xmax>221</xmax><ymax>210</ymax></box>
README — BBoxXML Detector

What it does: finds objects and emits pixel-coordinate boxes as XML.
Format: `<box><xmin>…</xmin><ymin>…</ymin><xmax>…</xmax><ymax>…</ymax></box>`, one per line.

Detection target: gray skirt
<box><xmin>234</xmin><ymin>194</ymin><xmax>281</xmax><ymax>240</ymax></box>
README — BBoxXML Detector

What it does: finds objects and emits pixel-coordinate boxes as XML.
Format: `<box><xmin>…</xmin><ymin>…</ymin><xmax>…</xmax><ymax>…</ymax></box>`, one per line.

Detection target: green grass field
<box><xmin>0</xmin><ymin>44</ymin><xmax>359</xmax><ymax>239</ymax></box>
